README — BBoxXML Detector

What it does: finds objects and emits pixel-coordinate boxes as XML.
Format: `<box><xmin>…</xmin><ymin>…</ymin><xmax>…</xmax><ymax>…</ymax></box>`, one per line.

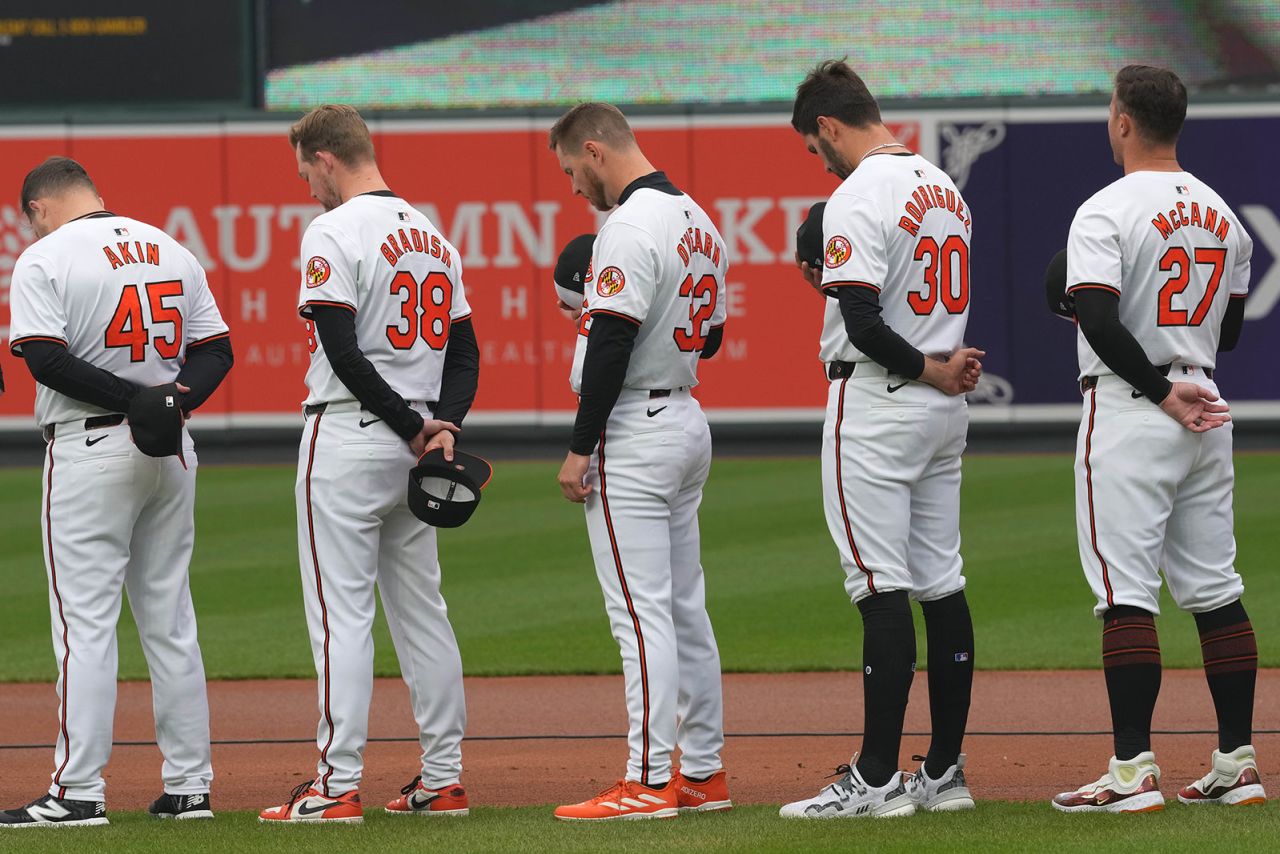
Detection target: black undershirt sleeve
<box><xmin>1219</xmin><ymin>296</ymin><xmax>1246</xmax><ymax>352</ymax></box>
<box><xmin>311</xmin><ymin>305</ymin><xmax>425</xmax><ymax>441</ymax></box>
<box><xmin>570</xmin><ymin>314</ymin><xmax>639</xmax><ymax>456</ymax></box>
<box><xmin>1073</xmin><ymin>287</ymin><xmax>1172</xmax><ymax>404</ymax></box>
<box><xmin>435</xmin><ymin>318</ymin><xmax>479</xmax><ymax>425</ymax></box>
<box><xmin>699</xmin><ymin>324</ymin><xmax>724</xmax><ymax>360</ymax></box>
<box><xmin>834</xmin><ymin>286</ymin><xmax>926</xmax><ymax>379</ymax></box>
<box><xmin>176</xmin><ymin>336</ymin><xmax>233</xmax><ymax>413</ymax></box>
<box><xmin>21</xmin><ymin>340</ymin><xmax>141</xmax><ymax>413</ymax></box>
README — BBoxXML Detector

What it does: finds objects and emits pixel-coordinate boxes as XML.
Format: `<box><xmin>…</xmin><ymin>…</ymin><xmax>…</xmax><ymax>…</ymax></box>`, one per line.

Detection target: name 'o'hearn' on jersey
<box><xmin>1066</xmin><ymin>171</ymin><xmax>1251</xmax><ymax>379</ymax></box>
<box><xmin>569</xmin><ymin>179</ymin><xmax>728</xmax><ymax>393</ymax></box>
<box><xmin>298</xmin><ymin>193</ymin><xmax>472</xmax><ymax>407</ymax></box>
<box><xmin>819</xmin><ymin>153</ymin><xmax>971</xmax><ymax>364</ymax></box>
<box><xmin>8</xmin><ymin>214</ymin><xmax>229</xmax><ymax>427</ymax></box>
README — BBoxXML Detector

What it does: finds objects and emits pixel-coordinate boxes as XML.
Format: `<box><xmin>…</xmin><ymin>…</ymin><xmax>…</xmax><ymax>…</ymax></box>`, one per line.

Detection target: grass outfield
<box><xmin>1</xmin><ymin>803</ymin><xmax>1277</xmax><ymax>853</ymax></box>
<box><xmin>0</xmin><ymin>454</ymin><xmax>1276</xmax><ymax>681</ymax></box>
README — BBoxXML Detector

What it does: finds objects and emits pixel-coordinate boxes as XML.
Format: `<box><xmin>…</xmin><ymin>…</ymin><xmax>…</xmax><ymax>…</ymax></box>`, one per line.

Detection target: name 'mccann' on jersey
<box><xmin>298</xmin><ymin>192</ymin><xmax>472</xmax><ymax>405</ymax></box>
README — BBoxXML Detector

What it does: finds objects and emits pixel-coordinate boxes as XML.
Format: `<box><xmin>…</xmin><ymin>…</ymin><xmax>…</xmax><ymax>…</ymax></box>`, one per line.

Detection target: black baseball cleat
<box><xmin>148</xmin><ymin>792</ymin><xmax>214</xmax><ymax>820</ymax></box>
<box><xmin>0</xmin><ymin>793</ymin><xmax>109</xmax><ymax>827</ymax></box>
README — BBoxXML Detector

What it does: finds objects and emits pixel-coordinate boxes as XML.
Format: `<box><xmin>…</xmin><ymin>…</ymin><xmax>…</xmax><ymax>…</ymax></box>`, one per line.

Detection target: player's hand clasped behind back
<box><xmin>1160</xmin><ymin>382</ymin><xmax>1231</xmax><ymax>433</ymax></box>
<box><xmin>411</xmin><ymin>419</ymin><xmax>460</xmax><ymax>460</ymax></box>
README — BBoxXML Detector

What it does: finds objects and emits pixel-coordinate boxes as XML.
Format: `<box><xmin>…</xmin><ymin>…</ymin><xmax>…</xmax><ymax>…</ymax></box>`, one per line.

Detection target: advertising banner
<box><xmin>0</xmin><ymin>106</ymin><xmax>1274</xmax><ymax>429</ymax></box>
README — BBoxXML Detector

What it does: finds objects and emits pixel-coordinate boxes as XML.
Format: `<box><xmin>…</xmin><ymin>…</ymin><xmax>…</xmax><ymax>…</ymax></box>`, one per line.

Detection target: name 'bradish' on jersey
<box><xmin>298</xmin><ymin>193</ymin><xmax>472</xmax><ymax>406</ymax></box>
<box><xmin>570</xmin><ymin>177</ymin><xmax>728</xmax><ymax>393</ymax></box>
<box><xmin>8</xmin><ymin>214</ymin><xmax>229</xmax><ymax>427</ymax></box>
<box><xmin>819</xmin><ymin>153</ymin><xmax>971</xmax><ymax>363</ymax></box>
<box><xmin>1066</xmin><ymin>171</ymin><xmax>1251</xmax><ymax>378</ymax></box>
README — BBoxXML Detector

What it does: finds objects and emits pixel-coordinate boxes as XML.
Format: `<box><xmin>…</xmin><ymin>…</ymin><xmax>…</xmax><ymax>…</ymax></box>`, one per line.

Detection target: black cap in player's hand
<box><xmin>553</xmin><ymin>233</ymin><xmax>595</xmax><ymax>308</ymax></box>
<box><xmin>796</xmin><ymin>202</ymin><xmax>826</xmax><ymax>270</ymax></box>
<box><xmin>1044</xmin><ymin>248</ymin><xmax>1075</xmax><ymax>319</ymax></box>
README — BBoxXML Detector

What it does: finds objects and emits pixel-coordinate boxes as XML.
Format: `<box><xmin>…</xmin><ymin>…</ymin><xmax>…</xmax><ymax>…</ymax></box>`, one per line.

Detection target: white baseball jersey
<box><xmin>820</xmin><ymin>153</ymin><xmax>971</xmax><ymax>363</ymax></box>
<box><xmin>1066</xmin><ymin>171</ymin><xmax>1251</xmax><ymax>377</ymax></box>
<box><xmin>298</xmin><ymin>193</ymin><xmax>471</xmax><ymax>406</ymax></box>
<box><xmin>571</xmin><ymin>181</ymin><xmax>728</xmax><ymax>393</ymax></box>
<box><xmin>9</xmin><ymin>214</ymin><xmax>229</xmax><ymax>426</ymax></box>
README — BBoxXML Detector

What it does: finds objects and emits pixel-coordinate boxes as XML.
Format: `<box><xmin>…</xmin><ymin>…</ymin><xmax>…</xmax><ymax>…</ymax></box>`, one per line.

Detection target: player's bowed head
<box><xmin>289</xmin><ymin>103</ymin><xmax>385</xmax><ymax>214</ymax></box>
<box><xmin>20</xmin><ymin>156</ymin><xmax>106</xmax><ymax>240</ymax></box>
<box><xmin>548</xmin><ymin>102</ymin><xmax>657</xmax><ymax>213</ymax></box>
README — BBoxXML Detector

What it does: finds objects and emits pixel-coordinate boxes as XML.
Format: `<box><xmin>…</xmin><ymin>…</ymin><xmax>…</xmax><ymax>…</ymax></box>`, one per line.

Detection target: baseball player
<box><xmin>547</xmin><ymin>103</ymin><xmax>731</xmax><ymax>821</ymax></box>
<box><xmin>0</xmin><ymin>157</ymin><xmax>232</xmax><ymax>827</ymax></box>
<box><xmin>778</xmin><ymin>61</ymin><xmax>983</xmax><ymax>820</ymax></box>
<box><xmin>259</xmin><ymin>105</ymin><xmax>479</xmax><ymax>824</ymax></box>
<box><xmin>1051</xmin><ymin>66</ymin><xmax>1263</xmax><ymax>813</ymax></box>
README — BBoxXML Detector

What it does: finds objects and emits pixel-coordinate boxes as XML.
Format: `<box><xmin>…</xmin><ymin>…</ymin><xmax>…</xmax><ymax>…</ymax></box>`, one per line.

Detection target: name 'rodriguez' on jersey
<box><xmin>1065</xmin><ymin>171</ymin><xmax>1251</xmax><ymax>379</ymax></box>
<box><xmin>298</xmin><ymin>193</ymin><xmax>472</xmax><ymax>407</ymax></box>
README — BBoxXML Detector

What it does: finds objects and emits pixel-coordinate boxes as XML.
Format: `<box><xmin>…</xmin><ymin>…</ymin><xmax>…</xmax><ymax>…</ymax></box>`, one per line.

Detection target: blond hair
<box><xmin>289</xmin><ymin>104</ymin><xmax>376</xmax><ymax>165</ymax></box>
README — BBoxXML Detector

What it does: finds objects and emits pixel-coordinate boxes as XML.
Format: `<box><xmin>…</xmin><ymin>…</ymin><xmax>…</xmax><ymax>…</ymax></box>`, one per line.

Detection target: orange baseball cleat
<box><xmin>554</xmin><ymin>778</ymin><xmax>679</xmax><ymax>821</ymax></box>
<box><xmin>259</xmin><ymin>781</ymin><xmax>363</xmax><ymax>824</ymax></box>
<box><xmin>675</xmin><ymin>769</ymin><xmax>733</xmax><ymax>813</ymax></box>
<box><xmin>385</xmin><ymin>776</ymin><xmax>470</xmax><ymax>816</ymax></box>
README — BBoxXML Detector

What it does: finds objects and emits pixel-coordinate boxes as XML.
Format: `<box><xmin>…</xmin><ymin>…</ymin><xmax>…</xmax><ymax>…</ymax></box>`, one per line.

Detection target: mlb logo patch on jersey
<box><xmin>398</xmin><ymin>211</ymin><xmax>411</xmax><ymax>221</ymax></box>
<box><xmin>596</xmin><ymin>266</ymin><xmax>625</xmax><ymax>297</ymax></box>
<box><xmin>114</xmin><ymin>227</ymin><xmax>129</xmax><ymax>236</ymax></box>
<box><xmin>305</xmin><ymin>256</ymin><xmax>331</xmax><ymax>287</ymax></box>
<box><xmin>914</xmin><ymin>169</ymin><xmax>926</xmax><ymax>178</ymax></box>
<box><xmin>1176</xmin><ymin>185</ymin><xmax>1190</xmax><ymax>195</ymax></box>
<box><xmin>825</xmin><ymin>235</ymin><xmax>851</xmax><ymax>269</ymax></box>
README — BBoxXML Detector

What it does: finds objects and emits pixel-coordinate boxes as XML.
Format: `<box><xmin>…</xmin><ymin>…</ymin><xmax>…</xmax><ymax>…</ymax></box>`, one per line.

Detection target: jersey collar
<box><xmin>616</xmin><ymin>171</ymin><xmax>681</xmax><ymax>206</ymax></box>
<box><xmin>357</xmin><ymin>189</ymin><xmax>398</xmax><ymax>198</ymax></box>
<box><xmin>68</xmin><ymin>210</ymin><xmax>116</xmax><ymax>222</ymax></box>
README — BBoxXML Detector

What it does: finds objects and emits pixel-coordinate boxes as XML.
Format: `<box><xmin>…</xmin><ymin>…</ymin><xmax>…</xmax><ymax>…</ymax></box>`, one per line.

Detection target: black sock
<box><xmin>1194</xmin><ymin>600</ymin><xmax>1257</xmax><ymax>752</ymax></box>
<box><xmin>854</xmin><ymin>590</ymin><xmax>916</xmax><ymax>787</ymax></box>
<box><xmin>920</xmin><ymin>591</ymin><xmax>974</xmax><ymax>778</ymax></box>
<box><xmin>637</xmin><ymin>780</ymin><xmax>669</xmax><ymax>791</ymax></box>
<box><xmin>1102</xmin><ymin>606</ymin><xmax>1161</xmax><ymax>760</ymax></box>
<box><xmin>681</xmin><ymin>773</ymin><xmax>713</xmax><ymax>784</ymax></box>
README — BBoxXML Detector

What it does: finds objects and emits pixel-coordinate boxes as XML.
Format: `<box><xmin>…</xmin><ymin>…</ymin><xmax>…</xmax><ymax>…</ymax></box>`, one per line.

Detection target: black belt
<box><xmin>43</xmin><ymin>413</ymin><xmax>125</xmax><ymax>441</ymax></box>
<box><xmin>304</xmin><ymin>401</ymin><xmax>437</xmax><ymax>416</ymax></box>
<box><xmin>827</xmin><ymin>361</ymin><xmax>857</xmax><ymax>380</ymax></box>
<box><xmin>1080</xmin><ymin>364</ymin><xmax>1213</xmax><ymax>393</ymax></box>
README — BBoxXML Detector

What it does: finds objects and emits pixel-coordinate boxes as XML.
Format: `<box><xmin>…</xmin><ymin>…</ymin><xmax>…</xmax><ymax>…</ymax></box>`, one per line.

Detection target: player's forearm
<box><xmin>835</xmin><ymin>286</ymin><xmax>926</xmax><ymax>379</ymax></box>
<box><xmin>311</xmin><ymin>306</ymin><xmax>425</xmax><ymax>441</ymax></box>
<box><xmin>699</xmin><ymin>324</ymin><xmax>725</xmax><ymax>360</ymax></box>
<box><xmin>435</xmin><ymin>318</ymin><xmax>479</xmax><ymax>425</ymax></box>
<box><xmin>1073</xmin><ymin>288</ymin><xmax>1172</xmax><ymax>404</ymax></box>
<box><xmin>21</xmin><ymin>340</ymin><xmax>141</xmax><ymax>413</ymax></box>
<box><xmin>570</xmin><ymin>314</ymin><xmax>638</xmax><ymax>456</ymax></box>
<box><xmin>176</xmin><ymin>336</ymin><xmax>233</xmax><ymax>413</ymax></box>
<box><xmin>1219</xmin><ymin>296</ymin><xmax>1246</xmax><ymax>352</ymax></box>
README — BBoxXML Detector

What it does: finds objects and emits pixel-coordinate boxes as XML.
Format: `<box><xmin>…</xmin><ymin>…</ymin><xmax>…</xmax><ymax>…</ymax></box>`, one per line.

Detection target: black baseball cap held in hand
<box><xmin>128</xmin><ymin>382</ymin><xmax>186</xmax><ymax>465</ymax></box>
<box><xmin>554</xmin><ymin>233</ymin><xmax>595</xmax><ymax>308</ymax></box>
<box><xmin>796</xmin><ymin>201</ymin><xmax>826</xmax><ymax>270</ymax></box>
<box><xmin>408</xmin><ymin>448</ymin><xmax>494</xmax><ymax>528</ymax></box>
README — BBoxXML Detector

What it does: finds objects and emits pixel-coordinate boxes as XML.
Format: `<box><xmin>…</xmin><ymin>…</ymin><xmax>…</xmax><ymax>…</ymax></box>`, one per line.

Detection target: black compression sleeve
<box><xmin>1073</xmin><ymin>288</ymin><xmax>1172</xmax><ymax>404</ymax></box>
<box><xmin>1219</xmin><ymin>296</ymin><xmax>1246</xmax><ymax>352</ymax></box>
<box><xmin>570</xmin><ymin>314</ymin><xmax>638</xmax><ymax>456</ymax></box>
<box><xmin>176</xmin><ymin>336</ymin><xmax>233</xmax><ymax>413</ymax></box>
<box><xmin>311</xmin><ymin>305</ymin><xmax>425</xmax><ymax>441</ymax></box>
<box><xmin>436</xmin><ymin>318</ymin><xmax>479</xmax><ymax>425</ymax></box>
<box><xmin>699</xmin><ymin>324</ymin><xmax>724</xmax><ymax>360</ymax></box>
<box><xmin>835</xmin><ymin>286</ymin><xmax>926</xmax><ymax>379</ymax></box>
<box><xmin>21</xmin><ymin>340</ymin><xmax>141</xmax><ymax>413</ymax></box>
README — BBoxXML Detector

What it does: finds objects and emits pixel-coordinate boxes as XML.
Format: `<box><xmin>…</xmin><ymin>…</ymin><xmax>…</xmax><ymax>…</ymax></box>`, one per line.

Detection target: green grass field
<box><xmin>1</xmin><ymin>803</ymin><xmax>1277</xmax><ymax>853</ymax></box>
<box><xmin>0</xmin><ymin>453</ymin><xmax>1276</xmax><ymax>681</ymax></box>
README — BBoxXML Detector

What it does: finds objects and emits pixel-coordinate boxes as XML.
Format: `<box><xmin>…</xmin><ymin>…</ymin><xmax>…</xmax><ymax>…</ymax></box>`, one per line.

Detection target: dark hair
<box><xmin>1114</xmin><ymin>65</ymin><xmax>1187</xmax><ymax>145</ymax></box>
<box><xmin>21</xmin><ymin>156</ymin><xmax>97</xmax><ymax>215</ymax></box>
<box><xmin>289</xmin><ymin>104</ymin><xmax>376</xmax><ymax>165</ymax></box>
<box><xmin>548</xmin><ymin>102</ymin><xmax>636</xmax><ymax>152</ymax></box>
<box><xmin>791</xmin><ymin>59</ymin><xmax>882</xmax><ymax>135</ymax></box>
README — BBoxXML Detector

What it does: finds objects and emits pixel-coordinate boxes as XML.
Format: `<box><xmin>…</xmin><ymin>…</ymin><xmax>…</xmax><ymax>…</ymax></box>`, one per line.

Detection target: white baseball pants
<box><xmin>1075</xmin><ymin>369</ymin><xmax>1243</xmax><ymax>618</ymax></box>
<box><xmin>583</xmin><ymin>388</ymin><xmax>726</xmax><ymax>785</ymax></box>
<box><xmin>40</xmin><ymin>420</ymin><xmax>212</xmax><ymax>802</ymax></box>
<box><xmin>296</xmin><ymin>405</ymin><xmax>466</xmax><ymax>795</ymax></box>
<box><xmin>821</xmin><ymin>364</ymin><xmax>969</xmax><ymax>604</ymax></box>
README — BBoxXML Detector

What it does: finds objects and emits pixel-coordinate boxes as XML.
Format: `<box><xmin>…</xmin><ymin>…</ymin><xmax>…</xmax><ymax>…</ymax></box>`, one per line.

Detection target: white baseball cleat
<box><xmin>1178</xmin><ymin>745</ymin><xmax>1266</xmax><ymax>806</ymax></box>
<box><xmin>780</xmin><ymin>763</ymin><xmax>916</xmax><ymax>819</ymax></box>
<box><xmin>1052</xmin><ymin>752</ymin><xmax>1165</xmax><ymax>813</ymax></box>
<box><xmin>908</xmin><ymin>753</ymin><xmax>975</xmax><ymax>812</ymax></box>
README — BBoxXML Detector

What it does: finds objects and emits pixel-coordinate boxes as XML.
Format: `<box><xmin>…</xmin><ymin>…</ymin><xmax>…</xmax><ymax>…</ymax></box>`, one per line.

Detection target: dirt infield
<box><xmin>1</xmin><ymin>671</ymin><xmax>1275</xmax><ymax>811</ymax></box>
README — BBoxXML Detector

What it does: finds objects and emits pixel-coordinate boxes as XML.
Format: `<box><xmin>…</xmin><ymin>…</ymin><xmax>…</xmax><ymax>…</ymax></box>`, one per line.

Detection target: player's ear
<box><xmin>583</xmin><ymin>140</ymin><xmax>603</xmax><ymax>163</ymax></box>
<box><xmin>816</xmin><ymin>115</ymin><xmax>836</xmax><ymax>141</ymax></box>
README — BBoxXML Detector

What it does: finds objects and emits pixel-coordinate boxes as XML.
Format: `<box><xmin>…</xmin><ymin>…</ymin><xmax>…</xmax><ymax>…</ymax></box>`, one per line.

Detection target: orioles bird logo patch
<box><xmin>596</xmin><ymin>266</ymin><xmax>625</xmax><ymax>297</ymax></box>
<box><xmin>305</xmin><ymin>256</ymin><xmax>331</xmax><ymax>287</ymax></box>
<box><xmin>825</xmin><ymin>236</ymin><xmax>851</xmax><ymax>269</ymax></box>
<box><xmin>584</xmin><ymin>261</ymin><xmax>593</xmax><ymax>284</ymax></box>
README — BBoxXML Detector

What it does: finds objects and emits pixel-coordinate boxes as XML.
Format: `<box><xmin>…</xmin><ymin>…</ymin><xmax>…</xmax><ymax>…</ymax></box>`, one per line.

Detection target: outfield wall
<box><xmin>0</xmin><ymin>103</ymin><xmax>1276</xmax><ymax>431</ymax></box>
